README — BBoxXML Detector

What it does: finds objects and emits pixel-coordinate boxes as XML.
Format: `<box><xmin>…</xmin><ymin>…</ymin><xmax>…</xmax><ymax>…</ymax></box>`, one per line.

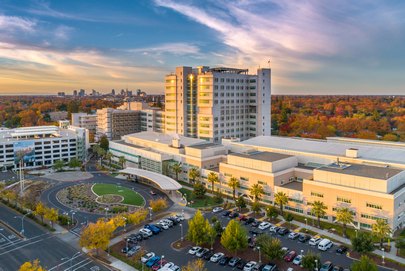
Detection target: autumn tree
<box><xmin>149</xmin><ymin>198</ymin><xmax>168</xmax><ymax>212</ymax></box>
<box><xmin>126</xmin><ymin>209</ymin><xmax>148</xmax><ymax>225</ymax></box>
<box><xmin>34</xmin><ymin>202</ymin><xmax>47</xmax><ymax>224</ymax></box>
<box><xmin>220</xmin><ymin>220</ymin><xmax>248</xmax><ymax>256</ymax></box>
<box><xmin>181</xmin><ymin>259</ymin><xmax>207</xmax><ymax>271</ymax></box>
<box><xmin>79</xmin><ymin>219</ymin><xmax>113</xmax><ymax>255</ymax></box>
<box><xmin>19</xmin><ymin>259</ymin><xmax>46</xmax><ymax>271</ymax></box>
<box><xmin>44</xmin><ymin>208</ymin><xmax>58</xmax><ymax>228</ymax></box>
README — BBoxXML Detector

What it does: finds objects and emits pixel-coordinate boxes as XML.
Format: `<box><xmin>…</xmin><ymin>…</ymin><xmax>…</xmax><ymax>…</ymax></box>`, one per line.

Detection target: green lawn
<box><xmin>179</xmin><ymin>188</ymin><xmax>221</xmax><ymax>208</ymax></box>
<box><xmin>92</xmin><ymin>183</ymin><xmax>145</xmax><ymax>206</ymax></box>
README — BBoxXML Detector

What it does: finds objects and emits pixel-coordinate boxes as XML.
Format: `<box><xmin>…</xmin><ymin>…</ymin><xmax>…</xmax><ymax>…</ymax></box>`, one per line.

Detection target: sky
<box><xmin>1</xmin><ymin>0</ymin><xmax>405</xmax><ymax>95</ymax></box>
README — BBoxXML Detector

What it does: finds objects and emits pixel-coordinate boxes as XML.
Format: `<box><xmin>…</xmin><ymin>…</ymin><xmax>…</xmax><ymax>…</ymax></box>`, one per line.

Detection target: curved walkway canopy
<box><xmin>119</xmin><ymin>167</ymin><xmax>182</xmax><ymax>191</ymax></box>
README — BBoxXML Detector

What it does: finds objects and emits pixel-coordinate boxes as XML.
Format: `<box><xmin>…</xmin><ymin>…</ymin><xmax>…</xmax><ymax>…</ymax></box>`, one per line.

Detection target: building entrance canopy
<box><xmin>119</xmin><ymin>167</ymin><xmax>182</xmax><ymax>191</ymax></box>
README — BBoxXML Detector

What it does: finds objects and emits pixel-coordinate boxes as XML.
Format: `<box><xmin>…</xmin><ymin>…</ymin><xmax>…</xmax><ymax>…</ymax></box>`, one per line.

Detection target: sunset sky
<box><xmin>1</xmin><ymin>0</ymin><xmax>405</xmax><ymax>95</ymax></box>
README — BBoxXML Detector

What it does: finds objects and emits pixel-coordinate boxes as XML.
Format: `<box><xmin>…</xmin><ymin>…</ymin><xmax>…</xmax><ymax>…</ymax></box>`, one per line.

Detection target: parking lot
<box><xmin>115</xmin><ymin>209</ymin><xmax>392</xmax><ymax>271</ymax></box>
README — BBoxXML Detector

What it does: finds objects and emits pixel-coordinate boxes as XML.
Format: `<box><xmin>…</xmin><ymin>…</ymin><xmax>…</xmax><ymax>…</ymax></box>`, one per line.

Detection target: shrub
<box><xmin>149</xmin><ymin>198</ymin><xmax>168</xmax><ymax>212</ymax></box>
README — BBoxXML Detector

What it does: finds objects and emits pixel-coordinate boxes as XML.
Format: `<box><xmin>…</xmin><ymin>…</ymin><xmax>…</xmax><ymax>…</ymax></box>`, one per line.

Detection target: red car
<box><xmin>152</xmin><ymin>259</ymin><xmax>167</xmax><ymax>271</ymax></box>
<box><xmin>284</xmin><ymin>250</ymin><xmax>297</xmax><ymax>262</ymax></box>
<box><xmin>238</xmin><ymin>214</ymin><xmax>247</xmax><ymax>221</ymax></box>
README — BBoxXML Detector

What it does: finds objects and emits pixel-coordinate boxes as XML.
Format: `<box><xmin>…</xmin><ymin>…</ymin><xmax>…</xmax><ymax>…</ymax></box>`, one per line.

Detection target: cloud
<box><xmin>0</xmin><ymin>15</ymin><xmax>36</xmax><ymax>32</ymax></box>
<box><xmin>128</xmin><ymin>42</ymin><xmax>201</xmax><ymax>55</ymax></box>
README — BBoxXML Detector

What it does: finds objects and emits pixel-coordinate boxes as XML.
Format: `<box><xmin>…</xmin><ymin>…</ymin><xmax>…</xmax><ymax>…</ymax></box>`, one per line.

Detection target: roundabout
<box><xmin>92</xmin><ymin>183</ymin><xmax>145</xmax><ymax>206</ymax></box>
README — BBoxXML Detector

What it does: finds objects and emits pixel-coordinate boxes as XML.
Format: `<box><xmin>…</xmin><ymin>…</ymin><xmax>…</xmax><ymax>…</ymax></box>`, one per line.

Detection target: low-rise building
<box><xmin>71</xmin><ymin>113</ymin><xmax>97</xmax><ymax>134</ymax></box>
<box><xmin>96</xmin><ymin>108</ymin><xmax>141</xmax><ymax>140</ymax></box>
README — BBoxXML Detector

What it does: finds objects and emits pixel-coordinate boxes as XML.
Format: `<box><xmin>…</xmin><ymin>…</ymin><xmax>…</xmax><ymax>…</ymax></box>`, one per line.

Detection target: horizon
<box><xmin>1</xmin><ymin>1</ymin><xmax>405</xmax><ymax>95</ymax></box>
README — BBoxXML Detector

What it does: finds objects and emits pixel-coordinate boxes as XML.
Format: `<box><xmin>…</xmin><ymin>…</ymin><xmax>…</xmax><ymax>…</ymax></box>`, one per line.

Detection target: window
<box><xmin>285</xmin><ymin>206</ymin><xmax>303</xmax><ymax>214</ymax></box>
<box><xmin>361</xmin><ymin>213</ymin><xmax>387</xmax><ymax>222</ymax></box>
<box><xmin>289</xmin><ymin>198</ymin><xmax>303</xmax><ymax>204</ymax></box>
<box><xmin>337</xmin><ymin>197</ymin><xmax>351</xmax><ymax>203</ymax></box>
<box><xmin>311</xmin><ymin>191</ymin><xmax>324</xmax><ymax>198</ymax></box>
<box><xmin>366</xmin><ymin>203</ymin><xmax>382</xmax><ymax>210</ymax></box>
<box><xmin>240</xmin><ymin>177</ymin><xmax>249</xmax><ymax>182</ymax></box>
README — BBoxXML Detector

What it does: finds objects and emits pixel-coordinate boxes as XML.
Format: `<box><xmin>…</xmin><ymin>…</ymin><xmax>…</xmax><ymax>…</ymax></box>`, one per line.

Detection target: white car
<box><xmin>269</xmin><ymin>226</ymin><xmax>278</xmax><ymax>233</ymax></box>
<box><xmin>292</xmin><ymin>254</ymin><xmax>302</xmax><ymax>265</ymax></box>
<box><xmin>139</xmin><ymin>228</ymin><xmax>153</xmax><ymax>237</ymax></box>
<box><xmin>175</xmin><ymin>214</ymin><xmax>185</xmax><ymax>221</ymax></box>
<box><xmin>157</xmin><ymin>262</ymin><xmax>175</xmax><ymax>271</ymax></box>
<box><xmin>141</xmin><ymin>252</ymin><xmax>155</xmax><ymax>263</ymax></box>
<box><xmin>212</xmin><ymin>207</ymin><xmax>224</xmax><ymax>213</ymax></box>
<box><xmin>163</xmin><ymin>219</ymin><xmax>174</xmax><ymax>226</ymax></box>
<box><xmin>281</xmin><ymin>247</ymin><xmax>289</xmax><ymax>255</ymax></box>
<box><xmin>169</xmin><ymin>266</ymin><xmax>180</xmax><ymax>271</ymax></box>
<box><xmin>309</xmin><ymin>236</ymin><xmax>322</xmax><ymax>246</ymax></box>
<box><xmin>188</xmin><ymin>246</ymin><xmax>201</xmax><ymax>255</ymax></box>
<box><xmin>258</xmin><ymin>222</ymin><xmax>271</xmax><ymax>230</ymax></box>
<box><xmin>288</xmin><ymin>232</ymin><xmax>300</xmax><ymax>239</ymax></box>
<box><xmin>196</xmin><ymin>248</ymin><xmax>209</xmax><ymax>257</ymax></box>
<box><xmin>157</xmin><ymin>221</ymin><xmax>169</xmax><ymax>230</ymax></box>
<box><xmin>210</xmin><ymin>252</ymin><xmax>224</xmax><ymax>262</ymax></box>
<box><xmin>243</xmin><ymin>261</ymin><xmax>257</xmax><ymax>271</ymax></box>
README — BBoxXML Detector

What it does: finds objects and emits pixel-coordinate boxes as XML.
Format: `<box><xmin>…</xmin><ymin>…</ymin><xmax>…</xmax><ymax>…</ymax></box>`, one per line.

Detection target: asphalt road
<box><xmin>125</xmin><ymin>210</ymin><xmax>393</xmax><ymax>271</ymax></box>
<box><xmin>0</xmin><ymin>204</ymin><xmax>109</xmax><ymax>271</ymax></box>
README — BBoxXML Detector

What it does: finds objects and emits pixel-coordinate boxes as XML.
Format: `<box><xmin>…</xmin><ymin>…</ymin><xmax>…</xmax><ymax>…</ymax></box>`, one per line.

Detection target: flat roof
<box><xmin>230</xmin><ymin>151</ymin><xmax>293</xmax><ymax>162</ymax></box>
<box><xmin>281</xmin><ymin>181</ymin><xmax>303</xmax><ymax>191</ymax></box>
<box><xmin>240</xmin><ymin>136</ymin><xmax>405</xmax><ymax>166</ymax></box>
<box><xmin>124</xmin><ymin>131</ymin><xmax>205</xmax><ymax>147</ymax></box>
<box><xmin>120</xmin><ymin>167</ymin><xmax>182</xmax><ymax>190</ymax></box>
<box><xmin>188</xmin><ymin>143</ymin><xmax>222</xmax><ymax>150</ymax></box>
<box><xmin>317</xmin><ymin>163</ymin><xmax>402</xmax><ymax>180</ymax></box>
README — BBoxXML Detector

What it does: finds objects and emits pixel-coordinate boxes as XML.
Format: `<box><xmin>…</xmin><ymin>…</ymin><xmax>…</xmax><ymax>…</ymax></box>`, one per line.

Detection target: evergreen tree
<box><xmin>220</xmin><ymin>220</ymin><xmax>248</xmax><ymax>256</ymax></box>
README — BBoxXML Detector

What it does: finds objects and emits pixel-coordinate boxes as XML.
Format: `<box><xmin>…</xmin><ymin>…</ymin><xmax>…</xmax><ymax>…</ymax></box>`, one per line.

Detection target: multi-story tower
<box><xmin>164</xmin><ymin>66</ymin><xmax>271</xmax><ymax>143</ymax></box>
<box><xmin>71</xmin><ymin>113</ymin><xmax>97</xmax><ymax>134</ymax></box>
<box><xmin>96</xmin><ymin>108</ymin><xmax>141</xmax><ymax>140</ymax></box>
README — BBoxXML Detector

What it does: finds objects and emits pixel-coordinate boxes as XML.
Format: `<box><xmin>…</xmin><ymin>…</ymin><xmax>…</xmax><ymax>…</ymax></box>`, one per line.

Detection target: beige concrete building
<box><xmin>164</xmin><ymin>66</ymin><xmax>271</xmax><ymax>143</ymax></box>
<box><xmin>71</xmin><ymin>113</ymin><xmax>97</xmax><ymax>134</ymax></box>
<box><xmin>96</xmin><ymin>108</ymin><xmax>141</xmax><ymax>140</ymax></box>
<box><xmin>110</xmin><ymin>132</ymin><xmax>405</xmax><ymax>232</ymax></box>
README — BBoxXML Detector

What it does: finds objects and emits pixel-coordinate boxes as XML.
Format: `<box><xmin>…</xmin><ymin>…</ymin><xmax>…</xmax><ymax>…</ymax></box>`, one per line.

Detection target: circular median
<box><xmin>92</xmin><ymin>183</ymin><xmax>145</xmax><ymax>206</ymax></box>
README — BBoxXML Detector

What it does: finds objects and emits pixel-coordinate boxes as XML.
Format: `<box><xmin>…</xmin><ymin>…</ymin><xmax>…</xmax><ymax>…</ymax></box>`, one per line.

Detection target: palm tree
<box><xmin>249</xmin><ymin>184</ymin><xmax>264</xmax><ymax>202</ymax></box>
<box><xmin>188</xmin><ymin>168</ymin><xmax>200</xmax><ymax>184</ymax></box>
<box><xmin>311</xmin><ymin>201</ymin><xmax>328</xmax><ymax>228</ymax></box>
<box><xmin>105</xmin><ymin>151</ymin><xmax>113</xmax><ymax>168</ymax></box>
<box><xmin>274</xmin><ymin>191</ymin><xmax>289</xmax><ymax>216</ymax></box>
<box><xmin>335</xmin><ymin>207</ymin><xmax>354</xmax><ymax>237</ymax></box>
<box><xmin>228</xmin><ymin>177</ymin><xmax>240</xmax><ymax>201</ymax></box>
<box><xmin>118</xmin><ymin>156</ymin><xmax>126</xmax><ymax>169</ymax></box>
<box><xmin>207</xmin><ymin>172</ymin><xmax>219</xmax><ymax>194</ymax></box>
<box><xmin>171</xmin><ymin>162</ymin><xmax>182</xmax><ymax>181</ymax></box>
<box><xmin>372</xmin><ymin>219</ymin><xmax>391</xmax><ymax>248</ymax></box>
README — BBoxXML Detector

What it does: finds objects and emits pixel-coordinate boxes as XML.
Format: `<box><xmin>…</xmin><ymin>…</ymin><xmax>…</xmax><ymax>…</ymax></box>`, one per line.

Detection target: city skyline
<box><xmin>1</xmin><ymin>0</ymin><xmax>405</xmax><ymax>95</ymax></box>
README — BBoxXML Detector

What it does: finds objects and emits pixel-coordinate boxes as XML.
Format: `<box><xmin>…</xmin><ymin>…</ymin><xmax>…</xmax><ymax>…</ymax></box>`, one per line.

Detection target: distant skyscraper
<box><xmin>73</xmin><ymin>90</ymin><xmax>78</xmax><ymax>96</ymax></box>
<box><xmin>79</xmin><ymin>89</ymin><xmax>85</xmax><ymax>97</ymax></box>
<box><xmin>111</xmin><ymin>89</ymin><xmax>115</xmax><ymax>96</ymax></box>
<box><xmin>164</xmin><ymin>66</ymin><xmax>271</xmax><ymax>143</ymax></box>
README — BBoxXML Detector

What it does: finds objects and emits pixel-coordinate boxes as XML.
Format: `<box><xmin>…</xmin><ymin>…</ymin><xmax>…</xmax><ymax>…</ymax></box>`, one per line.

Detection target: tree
<box><xmin>213</xmin><ymin>220</ymin><xmax>223</xmax><ymax>236</ymax></box>
<box><xmin>188</xmin><ymin>168</ymin><xmax>200</xmax><ymax>184</ymax></box>
<box><xmin>99</xmin><ymin>135</ymin><xmax>109</xmax><ymax>151</ymax></box>
<box><xmin>311</xmin><ymin>200</ymin><xmax>327</xmax><ymax>228</ymax></box>
<box><xmin>44</xmin><ymin>208</ymin><xmax>58</xmax><ymax>228</ymax></box>
<box><xmin>118</xmin><ymin>156</ymin><xmax>126</xmax><ymax>169</ymax></box>
<box><xmin>34</xmin><ymin>202</ymin><xmax>47</xmax><ymax>224</ymax></box>
<box><xmin>251</xmin><ymin>201</ymin><xmax>261</xmax><ymax>216</ymax></box>
<box><xmin>68</xmin><ymin>158</ymin><xmax>81</xmax><ymax>168</ymax></box>
<box><xmin>19</xmin><ymin>259</ymin><xmax>46</xmax><ymax>271</ymax></box>
<box><xmin>285</xmin><ymin>213</ymin><xmax>294</xmax><ymax>228</ymax></box>
<box><xmin>207</xmin><ymin>172</ymin><xmax>219</xmax><ymax>194</ymax></box>
<box><xmin>2</xmin><ymin>189</ymin><xmax>17</xmax><ymax>204</ymax></box>
<box><xmin>228</xmin><ymin>177</ymin><xmax>240</xmax><ymax>201</ymax></box>
<box><xmin>220</xmin><ymin>219</ymin><xmax>248</xmax><ymax>256</ymax></box>
<box><xmin>235</xmin><ymin>196</ymin><xmax>247</xmax><ymax>212</ymax></box>
<box><xmin>351</xmin><ymin>255</ymin><xmax>378</xmax><ymax>271</ymax></box>
<box><xmin>149</xmin><ymin>198</ymin><xmax>168</xmax><ymax>212</ymax></box>
<box><xmin>126</xmin><ymin>209</ymin><xmax>148</xmax><ymax>225</ymax></box>
<box><xmin>351</xmin><ymin>231</ymin><xmax>374</xmax><ymax>254</ymax></box>
<box><xmin>181</xmin><ymin>259</ymin><xmax>208</xmax><ymax>271</ymax></box>
<box><xmin>171</xmin><ymin>162</ymin><xmax>183</xmax><ymax>181</ymax></box>
<box><xmin>79</xmin><ymin>219</ymin><xmax>112</xmax><ymax>256</ymax></box>
<box><xmin>301</xmin><ymin>251</ymin><xmax>321</xmax><ymax>271</ymax></box>
<box><xmin>266</xmin><ymin>206</ymin><xmax>278</xmax><ymax>220</ymax></box>
<box><xmin>274</xmin><ymin>191</ymin><xmax>288</xmax><ymax>216</ymax></box>
<box><xmin>335</xmin><ymin>207</ymin><xmax>354</xmax><ymax>237</ymax></box>
<box><xmin>193</xmin><ymin>182</ymin><xmax>207</xmax><ymax>199</ymax></box>
<box><xmin>207</xmin><ymin>224</ymin><xmax>217</xmax><ymax>250</ymax></box>
<box><xmin>105</xmin><ymin>152</ymin><xmax>113</xmax><ymax>168</ymax></box>
<box><xmin>249</xmin><ymin>184</ymin><xmax>264</xmax><ymax>202</ymax></box>
<box><xmin>255</xmin><ymin>234</ymin><xmax>284</xmax><ymax>260</ymax></box>
<box><xmin>187</xmin><ymin>210</ymin><xmax>210</xmax><ymax>245</ymax></box>
<box><xmin>53</xmin><ymin>160</ymin><xmax>64</xmax><ymax>172</ymax></box>
<box><xmin>396</xmin><ymin>238</ymin><xmax>405</xmax><ymax>256</ymax></box>
<box><xmin>372</xmin><ymin>219</ymin><xmax>391</xmax><ymax>248</ymax></box>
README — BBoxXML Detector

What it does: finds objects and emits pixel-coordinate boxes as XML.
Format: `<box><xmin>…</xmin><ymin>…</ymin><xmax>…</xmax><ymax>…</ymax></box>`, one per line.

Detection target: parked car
<box><xmin>336</xmin><ymin>245</ymin><xmax>348</xmax><ymax>254</ymax></box>
<box><xmin>175</xmin><ymin>214</ymin><xmax>185</xmax><ymax>221</ymax></box>
<box><xmin>203</xmin><ymin>251</ymin><xmax>214</xmax><ymax>260</ymax></box>
<box><xmin>146</xmin><ymin>256</ymin><xmax>161</xmax><ymax>268</ymax></box>
<box><xmin>318</xmin><ymin>239</ymin><xmax>333</xmax><ymax>251</ymax></box>
<box><xmin>245</xmin><ymin>217</ymin><xmax>255</xmax><ymax>225</ymax></box>
<box><xmin>144</xmin><ymin>224</ymin><xmax>161</xmax><ymax>234</ymax></box>
<box><xmin>284</xmin><ymin>250</ymin><xmax>297</xmax><ymax>262</ymax></box>
<box><xmin>152</xmin><ymin>259</ymin><xmax>167</xmax><ymax>271</ymax></box>
<box><xmin>262</xmin><ymin>263</ymin><xmax>278</xmax><ymax>271</ymax></box>
<box><xmin>213</xmin><ymin>207</ymin><xmax>224</xmax><ymax>213</ymax></box>
<box><xmin>251</xmin><ymin>220</ymin><xmax>260</xmax><ymax>227</ymax></box>
<box><xmin>292</xmin><ymin>254</ymin><xmax>303</xmax><ymax>265</ymax></box>
<box><xmin>228</xmin><ymin>257</ymin><xmax>241</xmax><ymax>267</ymax></box>
<box><xmin>281</xmin><ymin>247</ymin><xmax>289</xmax><ymax>255</ymax></box>
<box><xmin>157</xmin><ymin>221</ymin><xmax>169</xmax><ymax>230</ymax></box>
<box><xmin>229</xmin><ymin>212</ymin><xmax>239</xmax><ymax>218</ymax></box>
<box><xmin>309</xmin><ymin>236</ymin><xmax>322</xmax><ymax>246</ymax></box>
<box><xmin>243</xmin><ymin>261</ymin><xmax>257</xmax><ymax>271</ymax></box>
<box><xmin>162</xmin><ymin>219</ymin><xmax>174</xmax><ymax>227</ymax></box>
<box><xmin>222</xmin><ymin>210</ymin><xmax>231</xmax><ymax>217</ymax></box>
<box><xmin>236</xmin><ymin>259</ymin><xmax>247</xmax><ymax>270</ymax></box>
<box><xmin>139</xmin><ymin>228</ymin><xmax>153</xmax><ymax>237</ymax></box>
<box><xmin>166</xmin><ymin>217</ymin><xmax>179</xmax><ymax>225</ymax></box>
<box><xmin>277</xmin><ymin>227</ymin><xmax>289</xmax><ymax>236</ymax></box>
<box><xmin>298</xmin><ymin>234</ymin><xmax>311</xmax><ymax>243</ymax></box>
<box><xmin>288</xmin><ymin>232</ymin><xmax>300</xmax><ymax>240</ymax></box>
<box><xmin>219</xmin><ymin>256</ymin><xmax>231</xmax><ymax>265</ymax></box>
<box><xmin>320</xmin><ymin>261</ymin><xmax>334</xmax><ymax>271</ymax></box>
<box><xmin>239</xmin><ymin>214</ymin><xmax>248</xmax><ymax>221</ymax></box>
<box><xmin>150</xmin><ymin>190</ymin><xmax>157</xmax><ymax>195</ymax></box>
<box><xmin>168</xmin><ymin>265</ymin><xmax>180</xmax><ymax>271</ymax></box>
<box><xmin>188</xmin><ymin>246</ymin><xmax>201</xmax><ymax>255</ymax></box>
<box><xmin>141</xmin><ymin>252</ymin><xmax>155</xmax><ymax>263</ymax></box>
<box><xmin>333</xmin><ymin>266</ymin><xmax>343</xmax><ymax>271</ymax></box>
<box><xmin>210</xmin><ymin>252</ymin><xmax>224</xmax><ymax>263</ymax></box>
<box><xmin>196</xmin><ymin>248</ymin><xmax>209</xmax><ymax>258</ymax></box>
<box><xmin>126</xmin><ymin>245</ymin><xmax>141</xmax><ymax>257</ymax></box>
<box><xmin>269</xmin><ymin>226</ymin><xmax>279</xmax><ymax>233</ymax></box>
<box><xmin>258</xmin><ymin>222</ymin><xmax>272</xmax><ymax>230</ymax></box>
<box><xmin>121</xmin><ymin>245</ymin><xmax>134</xmax><ymax>254</ymax></box>
<box><xmin>158</xmin><ymin>262</ymin><xmax>175</xmax><ymax>271</ymax></box>
<box><xmin>249</xmin><ymin>229</ymin><xmax>263</xmax><ymax>236</ymax></box>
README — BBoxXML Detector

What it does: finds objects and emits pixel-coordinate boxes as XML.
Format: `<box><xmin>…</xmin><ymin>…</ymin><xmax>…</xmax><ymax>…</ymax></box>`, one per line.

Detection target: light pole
<box><xmin>71</xmin><ymin>211</ymin><xmax>75</xmax><ymax>226</ymax></box>
<box><xmin>257</xmin><ymin>246</ymin><xmax>261</xmax><ymax>264</ymax></box>
<box><xmin>161</xmin><ymin>255</ymin><xmax>165</xmax><ymax>269</ymax></box>
<box><xmin>61</xmin><ymin>251</ymin><xmax>80</xmax><ymax>271</ymax></box>
<box><xmin>148</xmin><ymin>207</ymin><xmax>153</xmax><ymax>221</ymax></box>
<box><xmin>315</xmin><ymin>259</ymin><xmax>318</xmax><ymax>271</ymax></box>
<box><xmin>305</xmin><ymin>218</ymin><xmax>307</xmax><ymax>231</ymax></box>
<box><xmin>179</xmin><ymin>223</ymin><xmax>183</xmax><ymax>241</ymax></box>
<box><xmin>14</xmin><ymin>212</ymin><xmax>31</xmax><ymax>237</ymax></box>
<box><xmin>300</xmin><ymin>249</ymin><xmax>304</xmax><ymax>267</ymax></box>
<box><xmin>104</xmin><ymin>207</ymin><xmax>109</xmax><ymax>218</ymax></box>
<box><xmin>123</xmin><ymin>216</ymin><xmax>127</xmax><ymax>232</ymax></box>
<box><xmin>382</xmin><ymin>247</ymin><xmax>385</xmax><ymax>264</ymax></box>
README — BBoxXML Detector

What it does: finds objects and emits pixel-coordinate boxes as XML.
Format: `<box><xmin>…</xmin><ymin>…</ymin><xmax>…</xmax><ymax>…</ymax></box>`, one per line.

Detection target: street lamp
<box><xmin>301</xmin><ymin>249</ymin><xmax>303</xmax><ymax>257</ymax></box>
<box><xmin>315</xmin><ymin>259</ymin><xmax>318</xmax><ymax>271</ymax></box>
<box><xmin>304</xmin><ymin>218</ymin><xmax>307</xmax><ymax>230</ymax></box>
<box><xmin>71</xmin><ymin>211</ymin><xmax>76</xmax><ymax>226</ymax></box>
<box><xmin>161</xmin><ymin>255</ymin><xmax>165</xmax><ymax>269</ymax></box>
<box><xmin>61</xmin><ymin>251</ymin><xmax>81</xmax><ymax>271</ymax></box>
<box><xmin>104</xmin><ymin>207</ymin><xmax>109</xmax><ymax>218</ymax></box>
<box><xmin>14</xmin><ymin>212</ymin><xmax>31</xmax><ymax>237</ymax></box>
<box><xmin>382</xmin><ymin>247</ymin><xmax>385</xmax><ymax>264</ymax></box>
<box><xmin>123</xmin><ymin>216</ymin><xmax>127</xmax><ymax>232</ymax></box>
<box><xmin>257</xmin><ymin>246</ymin><xmax>261</xmax><ymax>264</ymax></box>
<box><xmin>179</xmin><ymin>223</ymin><xmax>183</xmax><ymax>241</ymax></box>
<box><xmin>148</xmin><ymin>207</ymin><xmax>153</xmax><ymax>221</ymax></box>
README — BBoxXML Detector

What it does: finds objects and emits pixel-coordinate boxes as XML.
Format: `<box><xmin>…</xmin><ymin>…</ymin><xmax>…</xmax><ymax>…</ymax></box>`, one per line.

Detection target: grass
<box><xmin>179</xmin><ymin>188</ymin><xmax>221</xmax><ymax>208</ymax></box>
<box><xmin>92</xmin><ymin>183</ymin><xmax>145</xmax><ymax>206</ymax></box>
